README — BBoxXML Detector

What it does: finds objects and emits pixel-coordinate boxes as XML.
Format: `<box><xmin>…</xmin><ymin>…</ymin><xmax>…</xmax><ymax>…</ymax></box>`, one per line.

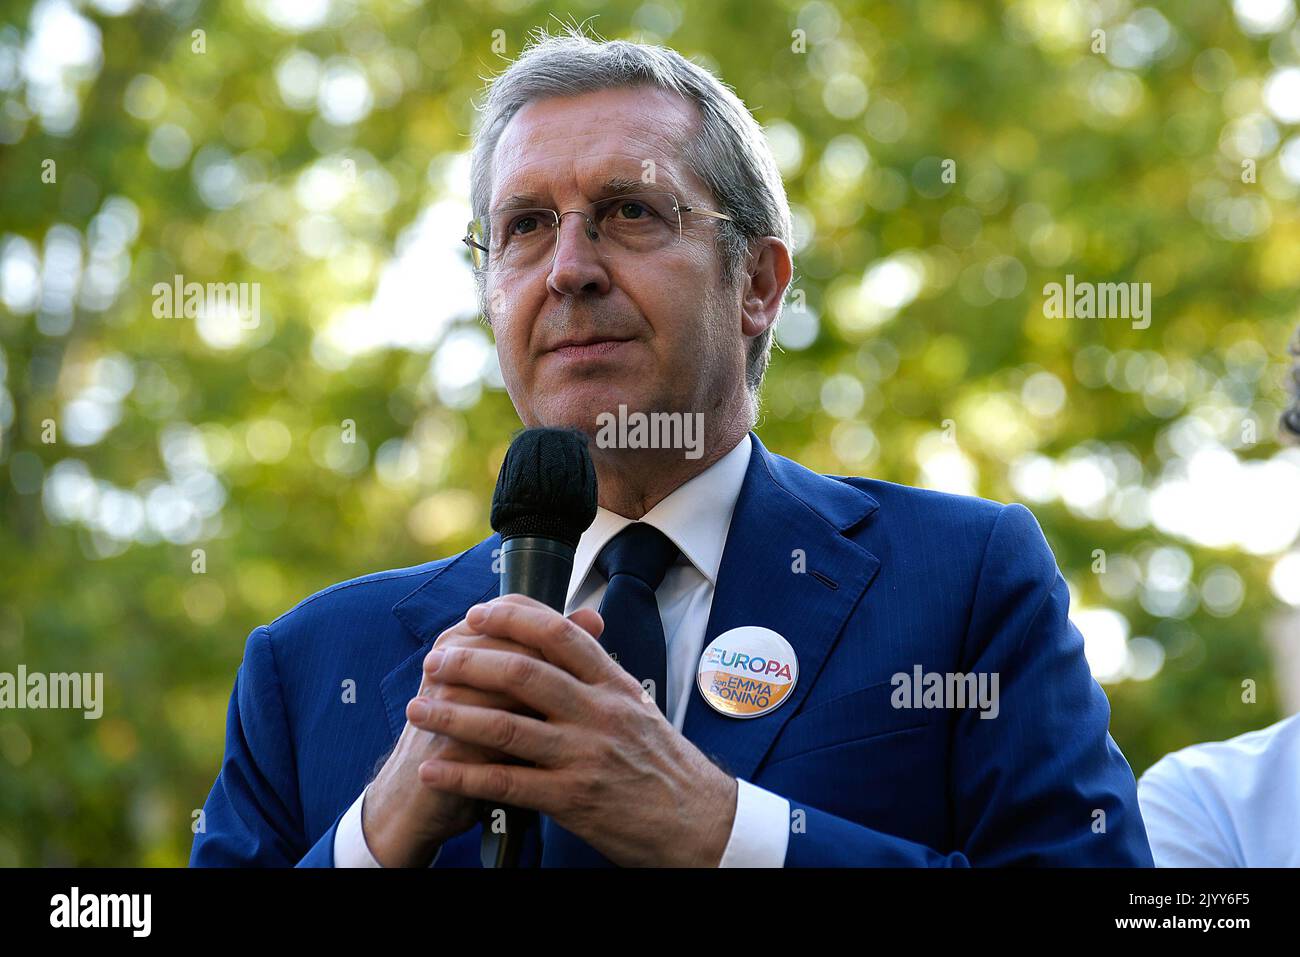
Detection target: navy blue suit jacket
<box><xmin>191</xmin><ymin>432</ymin><xmax>1152</xmax><ymax>866</ymax></box>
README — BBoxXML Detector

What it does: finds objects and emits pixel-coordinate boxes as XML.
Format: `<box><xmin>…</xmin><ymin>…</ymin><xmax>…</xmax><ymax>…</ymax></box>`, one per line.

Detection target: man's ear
<box><xmin>740</xmin><ymin>237</ymin><xmax>793</xmax><ymax>339</ymax></box>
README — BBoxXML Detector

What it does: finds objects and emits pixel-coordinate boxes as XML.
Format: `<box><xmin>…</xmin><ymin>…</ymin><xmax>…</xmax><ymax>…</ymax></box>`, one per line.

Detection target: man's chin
<box><xmin>529</xmin><ymin>388</ymin><xmax>648</xmax><ymax>436</ymax></box>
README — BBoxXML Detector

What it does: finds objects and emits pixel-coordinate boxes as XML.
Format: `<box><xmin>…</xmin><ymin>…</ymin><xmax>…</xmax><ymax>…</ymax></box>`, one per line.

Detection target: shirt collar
<box><xmin>566</xmin><ymin>433</ymin><xmax>753</xmax><ymax>606</ymax></box>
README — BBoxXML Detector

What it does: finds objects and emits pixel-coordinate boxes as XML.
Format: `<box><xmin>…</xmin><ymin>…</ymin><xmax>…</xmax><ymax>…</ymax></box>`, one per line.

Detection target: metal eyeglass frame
<box><xmin>461</xmin><ymin>190</ymin><xmax>734</xmax><ymax>270</ymax></box>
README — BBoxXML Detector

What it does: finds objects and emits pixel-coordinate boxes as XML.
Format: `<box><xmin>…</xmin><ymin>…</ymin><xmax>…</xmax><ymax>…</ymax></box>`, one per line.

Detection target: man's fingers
<box><xmin>465</xmin><ymin>596</ymin><xmax>613</xmax><ymax>682</ymax></box>
<box><xmin>406</xmin><ymin>686</ymin><xmax>522</xmax><ymax>725</ymax></box>
<box><xmin>407</xmin><ymin>698</ymin><xmax>562</xmax><ymax>766</ymax></box>
<box><xmin>568</xmin><ymin>606</ymin><xmax>605</xmax><ymax>640</ymax></box>
<box><xmin>421</xmin><ymin>633</ymin><xmax>545</xmax><ymax>700</ymax></box>
<box><xmin>418</xmin><ymin>731</ymin><xmax>509</xmax><ymax>767</ymax></box>
<box><xmin>425</xmin><ymin>646</ymin><xmax>586</xmax><ymax>720</ymax></box>
<box><xmin>416</xmin><ymin>758</ymin><xmax>562</xmax><ymax>815</ymax></box>
<box><xmin>427</xmin><ymin>631</ymin><xmax>541</xmax><ymax>667</ymax></box>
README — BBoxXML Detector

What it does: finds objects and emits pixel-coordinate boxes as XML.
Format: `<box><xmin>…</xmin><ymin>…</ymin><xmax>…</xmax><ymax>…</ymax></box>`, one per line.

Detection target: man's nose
<box><xmin>547</xmin><ymin>211</ymin><xmax>611</xmax><ymax>297</ymax></box>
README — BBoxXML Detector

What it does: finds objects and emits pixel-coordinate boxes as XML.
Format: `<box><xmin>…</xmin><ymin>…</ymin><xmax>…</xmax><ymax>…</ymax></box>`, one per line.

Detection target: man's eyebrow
<box><xmin>599</xmin><ymin>176</ymin><xmax>651</xmax><ymax>196</ymax></box>
<box><xmin>493</xmin><ymin>175</ymin><xmax>682</xmax><ymax>211</ymax></box>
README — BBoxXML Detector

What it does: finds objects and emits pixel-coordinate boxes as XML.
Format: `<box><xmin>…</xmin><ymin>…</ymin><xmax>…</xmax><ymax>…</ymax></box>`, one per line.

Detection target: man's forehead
<box><xmin>490</xmin><ymin>87</ymin><xmax>702</xmax><ymax>201</ymax></box>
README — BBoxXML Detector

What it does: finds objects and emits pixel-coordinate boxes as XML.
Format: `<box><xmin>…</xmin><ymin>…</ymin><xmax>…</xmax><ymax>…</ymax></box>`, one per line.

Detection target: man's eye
<box><xmin>616</xmin><ymin>201</ymin><xmax>651</xmax><ymax>220</ymax></box>
<box><xmin>509</xmin><ymin>215</ymin><xmax>540</xmax><ymax>235</ymax></box>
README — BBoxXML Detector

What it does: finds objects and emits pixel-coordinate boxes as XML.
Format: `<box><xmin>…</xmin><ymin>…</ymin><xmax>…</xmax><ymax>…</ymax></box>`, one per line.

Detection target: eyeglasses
<box><xmin>462</xmin><ymin>190</ymin><xmax>733</xmax><ymax>271</ymax></box>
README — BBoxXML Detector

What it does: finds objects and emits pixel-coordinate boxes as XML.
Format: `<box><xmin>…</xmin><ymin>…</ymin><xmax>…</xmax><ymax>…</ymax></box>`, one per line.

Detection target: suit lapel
<box><xmin>382</xmin><ymin>535</ymin><xmax>501</xmax><ymax>739</ymax></box>
<box><xmin>682</xmin><ymin>433</ymin><xmax>882</xmax><ymax>781</ymax></box>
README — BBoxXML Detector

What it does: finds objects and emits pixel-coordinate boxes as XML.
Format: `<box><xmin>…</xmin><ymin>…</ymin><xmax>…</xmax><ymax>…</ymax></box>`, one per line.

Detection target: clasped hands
<box><xmin>361</xmin><ymin>593</ymin><xmax>736</xmax><ymax>868</ymax></box>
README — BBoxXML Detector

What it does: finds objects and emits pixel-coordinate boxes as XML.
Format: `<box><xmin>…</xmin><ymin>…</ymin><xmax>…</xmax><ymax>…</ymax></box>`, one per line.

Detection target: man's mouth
<box><xmin>546</xmin><ymin>336</ymin><xmax>635</xmax><ymax>360</ymax></box>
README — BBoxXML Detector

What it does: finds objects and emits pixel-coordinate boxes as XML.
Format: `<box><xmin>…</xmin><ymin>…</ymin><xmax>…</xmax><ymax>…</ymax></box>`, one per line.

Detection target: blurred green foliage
<box><xmin>1</xmin><ymin>0</ymin><xmax>1298</xmax><ymax>865</ymax></box>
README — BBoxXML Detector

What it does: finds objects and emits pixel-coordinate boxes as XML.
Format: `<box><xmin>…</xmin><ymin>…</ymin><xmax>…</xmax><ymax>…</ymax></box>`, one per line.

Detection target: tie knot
<box><xmin>594</xmin><ymin>522</ymin><xmax>679</xmax><ymax>591</ymax></box>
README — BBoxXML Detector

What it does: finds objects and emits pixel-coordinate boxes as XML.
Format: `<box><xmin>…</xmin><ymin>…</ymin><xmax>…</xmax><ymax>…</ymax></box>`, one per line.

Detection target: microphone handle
<box><xmin>480</xmin><ymin>536</ymin><xmax>574</xmax><ymax>868</ymax></box>
<box><xmin>498</xmin><ymin>536</ymin><xmax>574</xmax><ymax>612</ymax></box>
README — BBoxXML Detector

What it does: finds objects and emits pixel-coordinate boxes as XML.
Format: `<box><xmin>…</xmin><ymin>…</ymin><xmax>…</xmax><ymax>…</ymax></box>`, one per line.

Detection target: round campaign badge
<box><xmin>697</xmin><ymin>626</ymin><xmax>799</xmax><ymax>719</ymax></box>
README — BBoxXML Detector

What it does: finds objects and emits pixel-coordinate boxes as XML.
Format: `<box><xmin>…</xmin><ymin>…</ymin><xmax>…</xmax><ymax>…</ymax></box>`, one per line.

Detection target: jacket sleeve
<box><xmin>784</xmin><ymin>503</ymin><xmax>1154</xmax><ymax>866</ymax></box>
<box><xmin>191</xmin><ymin>625</ymin><xmax>334</xmax><ymax>866</ymax></box>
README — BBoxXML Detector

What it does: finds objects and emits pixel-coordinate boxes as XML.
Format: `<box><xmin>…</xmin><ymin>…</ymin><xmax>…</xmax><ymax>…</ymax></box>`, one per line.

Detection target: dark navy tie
<box><xmin>540</xmin><ymin>522</ymin><xmax>679</xmax><ymax>866</ymax></box>
<box><xmin>593</xmin><ymin>522</ymin><xmax>679</xmax><ymax>713</ymax></box>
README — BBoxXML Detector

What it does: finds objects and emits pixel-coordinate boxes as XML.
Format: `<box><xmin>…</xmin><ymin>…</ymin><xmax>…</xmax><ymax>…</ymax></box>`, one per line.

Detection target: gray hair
<box><xmin>468</xmin><ymin>24</ymin><xmax>793</xmax><ymax>402</ymax></box>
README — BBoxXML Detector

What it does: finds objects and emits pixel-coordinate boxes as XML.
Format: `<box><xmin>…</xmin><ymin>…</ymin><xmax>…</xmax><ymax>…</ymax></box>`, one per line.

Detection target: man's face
<box><xmin>483</xmin><ymin>86</ymin><xmax>746</xmax><ymax>436</ymax></box>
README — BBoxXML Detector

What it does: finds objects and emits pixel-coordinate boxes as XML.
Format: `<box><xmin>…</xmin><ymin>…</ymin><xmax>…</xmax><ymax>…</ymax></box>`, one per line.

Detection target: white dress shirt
<box><xmin>1137</xmin><ymin>712</ymin><xmax>1300</xmax><ymax>867</ymax></box>
<box><xmin>336</xmin><ymin>433</ymin><xmax>791</xmax><ymax>866</ymax></box>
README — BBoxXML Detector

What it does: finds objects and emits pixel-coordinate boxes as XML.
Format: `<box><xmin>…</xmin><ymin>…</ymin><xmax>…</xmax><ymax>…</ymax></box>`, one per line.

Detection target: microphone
<box><xmin>481</xmin><ymin>427</ymin><xmax>598</xmax><ymax>867</ymax></box>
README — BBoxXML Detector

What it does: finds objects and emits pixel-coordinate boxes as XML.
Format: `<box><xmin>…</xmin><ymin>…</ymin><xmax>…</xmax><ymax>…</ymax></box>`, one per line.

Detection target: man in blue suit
<box><xmin>192</xmin><ymin>30</ymin><xmax>1151</xmax><ymax>868</ymax></box>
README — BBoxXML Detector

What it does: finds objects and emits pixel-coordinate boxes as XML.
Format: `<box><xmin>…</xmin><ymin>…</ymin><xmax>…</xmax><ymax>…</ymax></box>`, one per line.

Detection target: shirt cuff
<box><xmin>333</xmin><ymin>784</ymin><xmax>443</xmax><ymax>868</ymax></box>
<box><xmin>718</xmin><ymin>778</ymin><xmax>790</xmax><ymax>867</ymax></box>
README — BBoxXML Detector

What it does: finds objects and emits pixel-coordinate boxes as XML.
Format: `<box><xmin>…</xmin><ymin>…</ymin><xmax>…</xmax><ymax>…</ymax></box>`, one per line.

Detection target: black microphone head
<box><xmin>490</xmin><ymin>428</ymin><xmax>598</xmax><ymax>547</ymax></box>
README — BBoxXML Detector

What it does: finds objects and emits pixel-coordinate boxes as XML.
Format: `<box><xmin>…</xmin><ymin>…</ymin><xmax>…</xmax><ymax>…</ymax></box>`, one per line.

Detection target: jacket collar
<box><xmin>567</xmin><ymin>433</ymin><xmax>752</xmax><ymax>603</ymax></box>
